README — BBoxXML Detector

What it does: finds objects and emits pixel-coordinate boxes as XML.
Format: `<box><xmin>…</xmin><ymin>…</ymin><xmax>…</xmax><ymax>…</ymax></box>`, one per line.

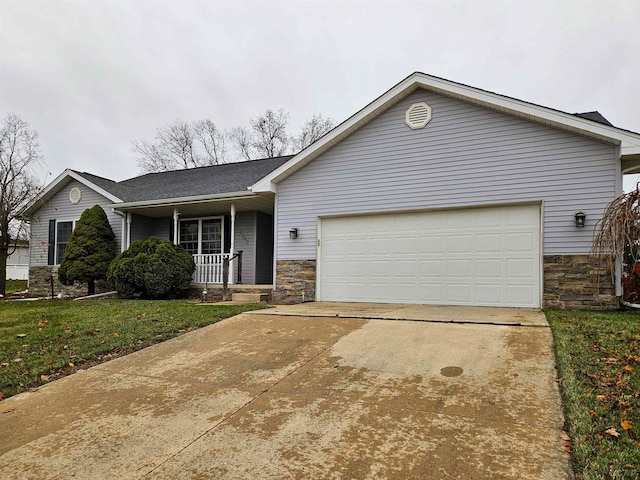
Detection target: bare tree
<box><xmin>292</xmin><ymin>114</ymin><xmax>335</xmax><ymax>152</ymax></box>
<box><xmin>230</xmin><ymin>126</ymin><xmax>254</xmax><ymax>161</ymax></box>
<box><xmin>231</xmin><ymin>109</ymin><xmax>291</xmax><ymax>160</ymax></box>
<box><xmin>251</xmin><ymin>109</ymin><xmax>290</xmax><ymax>158</ymax></box>
<box><xmin>0</xmin><ymin>113</ymin><xmax>44</xmax><ymax>296</ymax></box>
<box><xmin>194</xmin><ymin>119</ymin><xmax>227</xmax><ymax>165</ymax></box>
<box><xmin>134</xmin><ymin>119</ymin><xmax>228</xmax><ymax>173</ymax></box>
<box><xmin>591</xmin><ymin>185</ymin><xmax>640</xmax><ymax>304</ymax></box>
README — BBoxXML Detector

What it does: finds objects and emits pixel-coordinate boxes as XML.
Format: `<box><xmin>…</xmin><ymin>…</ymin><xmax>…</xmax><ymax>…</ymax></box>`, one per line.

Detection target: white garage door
<box><xmin>318</xmin><ymin>205</ymin><xmax>541</xmax><ymax>308</ymax></box>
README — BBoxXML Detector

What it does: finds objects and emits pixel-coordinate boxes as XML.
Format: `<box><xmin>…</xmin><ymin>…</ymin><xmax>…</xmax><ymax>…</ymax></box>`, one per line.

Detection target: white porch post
<box><xmin>120</xmin><ymin>214</ymin><xmax>127</xmax><ymax>253</ymax></box>
<box><xmin>172</xmin><ymin>208</ymin><xmax>179</xmax><ymax>245</ymax></box>
<box><xmin>126</xmin><ymin>213</ymin><xmax>132</xmax><ymax>250</ymax></box>
<box><xmin>230</xmin><ymin>203</ymin><xmax>236</xmax><ymax>284</ymax></box>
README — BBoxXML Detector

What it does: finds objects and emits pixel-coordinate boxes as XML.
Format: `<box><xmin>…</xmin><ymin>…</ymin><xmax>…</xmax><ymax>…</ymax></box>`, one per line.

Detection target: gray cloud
<box><xmin>1</xmin><ymin>0</ymin><xmax>639</xmax><ymax>189</ymax></box>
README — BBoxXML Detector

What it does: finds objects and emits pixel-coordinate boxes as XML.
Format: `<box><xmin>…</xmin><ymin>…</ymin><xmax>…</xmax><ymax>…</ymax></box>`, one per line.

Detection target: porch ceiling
<box><xmin>115</xmin><ymin>193</ymin><xmax>275</xmax><ymax>218</ymax></box>
<box><xmin>622</xmin><ymin>153</ymin><xmax>640</xmax><ymax>174</ymax></box>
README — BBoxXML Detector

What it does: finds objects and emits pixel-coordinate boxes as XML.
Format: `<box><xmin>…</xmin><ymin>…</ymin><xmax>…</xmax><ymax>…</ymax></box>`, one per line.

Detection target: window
<box><xmin>56</xmin><ymin>221</ymin><xmax>73</xmax><ymax>264</ymax></box>
<box><xmin>179</xmin><ymin>217</ymin><xmax>223</xmax><ymax>255</ymax></box>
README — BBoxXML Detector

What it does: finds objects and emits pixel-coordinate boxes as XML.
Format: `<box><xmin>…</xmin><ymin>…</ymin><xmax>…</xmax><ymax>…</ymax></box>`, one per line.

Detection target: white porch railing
<box><xmin>192</xmin><ymin>254</ymin><xmax>233</xmax><ymax>284</ymax></box>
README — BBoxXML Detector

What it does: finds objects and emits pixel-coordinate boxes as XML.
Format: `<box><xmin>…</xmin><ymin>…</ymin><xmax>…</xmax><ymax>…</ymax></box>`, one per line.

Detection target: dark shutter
<box><xmin>48</xmin><ymin>220</ymin><xmax>56</xmax><ymax>265</ymax></box>
<box><xmin>169</xmin><ymin>218</ymin><xmax>174</xmax><ymax>243</ymax></box>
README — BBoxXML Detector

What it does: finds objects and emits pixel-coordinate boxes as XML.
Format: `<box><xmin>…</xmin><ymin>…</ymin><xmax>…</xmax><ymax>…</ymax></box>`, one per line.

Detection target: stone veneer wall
<box><xmin>543</xmin><ymin>255</ymin><xmax>617</xmax><ymax>310</ymax></box>
<box><xmin>272</xmin><ymin>256</ymin><xmax>617</xmax><ymax>310</ymax></box>
<box><xmin>273</xmin><ymin>260</ymin><xmax>316</xmax><ymax>303</ymax></box>
<box><xmin>29</xmin><ymin>266</ymin><xmax>110</xmax><ymax>298</ymax></box>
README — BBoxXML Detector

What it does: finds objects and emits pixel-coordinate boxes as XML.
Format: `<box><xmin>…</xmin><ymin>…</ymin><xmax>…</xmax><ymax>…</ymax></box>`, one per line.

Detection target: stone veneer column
<box><xmin>28</xmin><ymin>266</ymin><xmax>110</xmax><ymax>298</ymax></box>
<box><xmin>273</xmin><ymin>260</ymin><xmax>316</xmax><ymax>303</ymax></box>
<box><xmin>543</xmin><ymin>255</ymin><xmax>617</xmax><ymax>310</ymax></box>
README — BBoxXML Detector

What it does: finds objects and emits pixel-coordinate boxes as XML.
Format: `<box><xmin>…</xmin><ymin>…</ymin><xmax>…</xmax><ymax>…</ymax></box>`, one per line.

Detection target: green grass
<box><xmin>0</xmin><ymin>299</ymin><xmax>267</xmax><ymax>399</ymax></box>
<box><xmin>5</xmin><ymin>279</ymin><xmax>28</xmax><ymax>294</ymax></box>
<box><xmin>547</xmin><ymin>310</ymin><xmax>640</xmax><ymax>479</ymax></box>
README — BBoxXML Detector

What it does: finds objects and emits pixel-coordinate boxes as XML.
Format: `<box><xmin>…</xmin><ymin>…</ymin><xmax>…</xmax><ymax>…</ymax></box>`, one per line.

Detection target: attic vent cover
<box><xmin>405</xmin><ymin>102</ymin><xmax>432</xmax><ymax>129</ymax></box>
<box><xmin>69</xmin><ymin>187</ymin><xmax>82</xmax><ymax>204</ymax></box>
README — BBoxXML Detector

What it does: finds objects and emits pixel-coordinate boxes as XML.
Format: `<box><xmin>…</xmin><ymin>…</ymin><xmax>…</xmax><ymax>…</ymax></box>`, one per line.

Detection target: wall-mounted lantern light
<box><xmin>289</xmin><ymin>228</ymin><xmax>298</xmax><ymax>239</ymax></box>
<box><xmin>574</xmin><ymin>211</ymin><xmax>586</xmax><ymax>228</ymax></box>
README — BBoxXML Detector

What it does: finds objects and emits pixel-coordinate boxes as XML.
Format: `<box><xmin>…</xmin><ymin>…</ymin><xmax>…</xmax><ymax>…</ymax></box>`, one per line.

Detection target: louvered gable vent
<box><xmin>405</xmin><ymin>102</ymin><xmax>432</xmax><ymax>129</ymax></box>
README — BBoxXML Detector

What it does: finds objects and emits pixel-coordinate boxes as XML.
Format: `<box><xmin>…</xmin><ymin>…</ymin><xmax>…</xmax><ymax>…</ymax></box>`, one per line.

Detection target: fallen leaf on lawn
<box><xmin>562</xmin><ymin>441</ymin><xmax>571</xmax><ymax>447</ymax></box>
<box><xmin>605</xmin><ymin>357</ymin><xmax>619</xmax><ymax>364</ymax></box>
<box><xmin>596</xmin><ymin>394</ymin><xmax>606</xmax><ymax>400</ymax></box>
<box><xmin>16</xmin><ymin>334</ymin><xmax>26</xmax><ymax>338</ymax></box>
<box><xmin>621</xmin><ymin>419</ymin><xmax>632</xmax><ymax>431</ymax></box>
<box><xmin>13</xmin><ymin>358</ymin><xmax>22</xmax><ymax>363</ymax></box>
<box><xmin>559</xmin><ymin>432</ymin><xmax>571</xmax><ymax>441</ymax></box>
<box><xmin>0</xmin><ymin>363</ymin><xmax>8</xmax><ymax>367</ymax></box>
<box><xmin>623</xmin><ymin>365</ymin><xmax>634</xmax><ymax>372</ymax></box>
<box><xmin>0</xmin><ymin>393</ymin><xmax>4</xmax><ymax>401</ymax></box>
<box><xmin>589</xmin><ymin>410</ymin><xmax>598</xmax><ymax>416</ymax></box>
<box><xmin>113</xmin><ymin>332</ymin><xmax>119</xmax><ymax>337</ymax></box>
<box><xmin>68</xmin><ymin>362</ymin><xmax>74</xmax><ymax>368</ymax></box>
<box><xmin>37</xmin><ymin>320</ymin><xmax>48</xmax><ymax>328</ymax></box>
<box><xmin>40</xmin><ymin>374</ymin><xmax>49</xmax><ymax>381</ymax></box>
<box><xmin>604</xmin><ymin>427</ymin><xmax>620</xmax><ymax>438</ymax></box>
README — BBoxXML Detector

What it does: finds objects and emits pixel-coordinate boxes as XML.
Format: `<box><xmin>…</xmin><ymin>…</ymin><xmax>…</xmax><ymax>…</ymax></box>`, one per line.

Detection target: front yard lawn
<box><xmin>0</xmin><ymin>299</ymin><xmax>266</xmax><ymax>399</ymax></box>
<box><xmin>547</xmin><ymin>310</ymin><xmax>640</xmax><ymax>479</ymax></box>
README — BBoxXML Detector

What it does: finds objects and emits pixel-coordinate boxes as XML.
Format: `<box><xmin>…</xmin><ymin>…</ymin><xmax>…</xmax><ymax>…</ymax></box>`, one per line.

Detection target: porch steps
<box><xmin>231</xmin><ymin>292</ymin><xmax>270</xmax><ymax>303</ymax></box>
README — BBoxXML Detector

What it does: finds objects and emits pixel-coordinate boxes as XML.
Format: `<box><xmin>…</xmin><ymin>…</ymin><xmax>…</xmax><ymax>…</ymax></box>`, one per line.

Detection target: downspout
<box><xmin>172</xmin><ymin>208</ymin><xmax>179</xmax><ymax>245</ymax></box>
<box><xmin>615</xmin><ymin>145</ymin><xmax>623</xmax><ymax>298</ymax></box>
<box><xmin>272</xmin><ymin>190</ymin><xmax>278</xmax><ymax>292</ymax></box>
<box><xmin>230</xmin><ymin>203</ymin><xmax>236</xmax><ymax>285</ymax></box>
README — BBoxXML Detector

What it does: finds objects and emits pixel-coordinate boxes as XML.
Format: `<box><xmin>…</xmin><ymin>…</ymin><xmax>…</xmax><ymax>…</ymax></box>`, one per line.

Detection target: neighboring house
<box><xmin>6</xmin><ymin>240</ymin><xmax>29</xmax><ymax>281</ymax></box>
<box><xmin>23</xmin><ymin>72</ymin><xmax>640</xmax><ymax>308</ymax></box>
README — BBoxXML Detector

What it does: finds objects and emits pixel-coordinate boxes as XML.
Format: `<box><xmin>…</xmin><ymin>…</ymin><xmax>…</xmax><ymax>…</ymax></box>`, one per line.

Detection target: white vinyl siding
<box><xmin>29</xmin><ymin>180</ymin><xmax>123</xmax><ymax>266</ymax></box>
<box><xmin>276</xmin><ymin>89</ymin><xmax>617</xmax><ymax>261</ymax></box>
<box><xmin>318</xmin><ymin>205</ymin><xmax>541</xmax><ymax>308</ymax></box>
<box><xmin>234</xmin><ymin>211</ymin><xmax>256</xmax><ymax>285</ymax></box>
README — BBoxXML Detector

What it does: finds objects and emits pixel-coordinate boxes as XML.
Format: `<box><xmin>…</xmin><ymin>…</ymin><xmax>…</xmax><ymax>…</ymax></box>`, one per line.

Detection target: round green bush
<box><xmin>107</xmin><ymin>237</ymin><xmax>195</xmax><ymax>299</ymax></box>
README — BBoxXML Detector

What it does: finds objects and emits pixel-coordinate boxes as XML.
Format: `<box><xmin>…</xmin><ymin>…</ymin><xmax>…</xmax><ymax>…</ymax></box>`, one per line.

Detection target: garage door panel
<box><xmin>476</xmin><ymin>259</ymin><xmax>503</xmax><ymax>278</ymax></box>
<box><xmin>319</xmin><ymin>205</ymin><xmax>540</xmax><ymax>308</ymax></box>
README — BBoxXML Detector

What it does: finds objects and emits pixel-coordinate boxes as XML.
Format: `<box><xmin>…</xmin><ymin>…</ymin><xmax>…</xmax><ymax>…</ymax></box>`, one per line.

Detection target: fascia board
<box><xmin>110</xmin><ymin>191</ymin><xmax>256</xmax><ymax>210</ymax></box>
<box><xmin>22</xmin><ymin>169</ymin><xmax>122</xmax><ymax>217</ymax></box>
<box><xmin>250</xmin><ymin>72</ymin><xmax>640</xmax><ymax>192</ymax></box>
<box><xmin>416</xmin><ymin>74</ymin><xmax>640</xmax><ymax>146</ymax></box>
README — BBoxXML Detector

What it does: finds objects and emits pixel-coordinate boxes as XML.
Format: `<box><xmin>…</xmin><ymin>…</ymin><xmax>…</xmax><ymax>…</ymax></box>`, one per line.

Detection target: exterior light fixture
<box><xmin>289</xmin><ymin>228</ymin><xmax>298</xmax><ymax>239</ymax></box>
<box><xmin>574</xmin><ymin>211</ymin><xmax>586</xmax><ymax>228</ymax></box>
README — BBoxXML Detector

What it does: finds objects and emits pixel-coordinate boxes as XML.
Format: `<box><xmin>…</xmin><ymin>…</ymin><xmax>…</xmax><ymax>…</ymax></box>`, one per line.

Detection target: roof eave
<box><xmin>22</xmin><ymin>169</ymin><xmax>123</xmax><ymax>217</ymax></box>
<box><xmin>110</xmin><ymin>190</ymin><xmax>257</xmax><ymax>211</ymax></box>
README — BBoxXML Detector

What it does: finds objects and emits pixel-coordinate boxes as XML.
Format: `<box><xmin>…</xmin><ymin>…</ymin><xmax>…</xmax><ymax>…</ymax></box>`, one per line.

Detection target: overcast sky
<box><xmin>2</xmin><ymin>0</ymin><xmax>640</xmax><ymax>189</ymax></box>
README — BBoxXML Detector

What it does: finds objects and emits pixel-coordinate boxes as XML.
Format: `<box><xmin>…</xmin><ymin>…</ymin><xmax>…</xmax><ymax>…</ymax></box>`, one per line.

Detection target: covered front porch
<box><xmin>112</xmin><ymin>191</ymin><xmax>276</xmax><ymax>287</ymax></box>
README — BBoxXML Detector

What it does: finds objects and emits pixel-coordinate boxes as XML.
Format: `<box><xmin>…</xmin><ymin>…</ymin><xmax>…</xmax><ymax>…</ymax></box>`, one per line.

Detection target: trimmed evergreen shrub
<box><xmin>58</xmin><ymin>205</ymin><xmax>117</xmax><ymax>295</ymax></box>
<box><xmin>107</xmin><ymin>236</ymin><xmax>195</xmax><ymax>299</ymax></box>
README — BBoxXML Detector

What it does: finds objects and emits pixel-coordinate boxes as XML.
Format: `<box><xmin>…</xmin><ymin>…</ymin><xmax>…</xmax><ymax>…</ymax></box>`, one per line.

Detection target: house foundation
<box><xmin>273</xmin><ymin>260</ymin><xmax>316</xmax><ymax>303</ymax></box>
<box><xmin>28</xmin><ymin>266</ymin><xmax>110</xmax><ymax>298</ymax></box>
<box><xmin>542</xmin><ymin>255</ymin><xmax>617</xmax><ymax>310</ymax></box>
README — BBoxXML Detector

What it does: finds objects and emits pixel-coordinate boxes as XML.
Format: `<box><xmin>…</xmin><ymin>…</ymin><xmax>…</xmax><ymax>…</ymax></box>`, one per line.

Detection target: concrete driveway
<box><xmin>0</xmin><ymin>303</ymin><xmax>570</xmax><ymax>479</ymax></box>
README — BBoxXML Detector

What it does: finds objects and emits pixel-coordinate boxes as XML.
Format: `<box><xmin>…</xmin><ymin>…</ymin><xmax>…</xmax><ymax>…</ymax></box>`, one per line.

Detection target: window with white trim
<box><xmin>179</xmin><ymin>217</ymin><xmax>223</xmax><ymax>255</ymax></box>
<box><xmin>56</xmin><ymin>221</ymin><xmax>74</xmax><ymax>264</ymax></box>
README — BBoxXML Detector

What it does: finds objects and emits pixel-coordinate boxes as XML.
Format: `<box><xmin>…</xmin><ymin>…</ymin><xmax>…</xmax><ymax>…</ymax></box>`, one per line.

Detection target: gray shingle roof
<box><xmin>573</xmin><ymin>111</ymin><xmax>614</xmax><ymax>127</ymax></box>
<box><xmin>73</xmin><ymin>156</ymin><xmax>292</xmax><ymax>203</ymax></box>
